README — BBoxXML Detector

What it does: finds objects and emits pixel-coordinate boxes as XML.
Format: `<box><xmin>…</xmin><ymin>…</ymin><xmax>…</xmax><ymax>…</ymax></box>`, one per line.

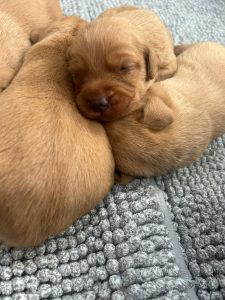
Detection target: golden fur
<box><xmin>0</xmin><ymin>16</ymin><xmax>114</xmax><ymax>247</ymax></box>
<box><xmin>0</xmin><ymin>0</ymin><xmax>62</xmax><ymax>91</ymax></box>
<box><xmin>67</xmin><ymin>5</ymin><xmax>177</xmax><ymax>122</ymax></box>
<box><xmin>105</xmin><ymin>42</ymin><xmax>225</xmax><ymax>179</ymax></box>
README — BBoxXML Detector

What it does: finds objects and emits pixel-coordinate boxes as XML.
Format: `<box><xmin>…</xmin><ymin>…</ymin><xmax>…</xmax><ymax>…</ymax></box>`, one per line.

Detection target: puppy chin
<box><xmin>96</xmin><ymin>108</ymin><xmax>128</xmax><ymax>123</ymax></box>
<box><xmin>77</xmin><ymin>102</ymin><xmax>129</xmax><ymax>123</ymax></box>
<box><xmin>76</xmin><ymin>95</ymin><xmax>136</xmax><ymax>123</ymax></box>
<box><xmin>76</xmin><ymin>99</ymin><xmax>101</xmax><ymax>120</ymax></box>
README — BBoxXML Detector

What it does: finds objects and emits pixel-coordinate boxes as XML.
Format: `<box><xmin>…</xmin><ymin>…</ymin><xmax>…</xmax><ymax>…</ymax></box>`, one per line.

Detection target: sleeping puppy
<box><xmin>0</xmin><ymin>0</ymin><xmax>62</xmax><ymax>91</ymax></box>
<box><xmin>104</xmin><ymin>42</ymin><xmax>225</xmax><ymax>179</ymax></box>
<box><xmin>67</xmin><ymin>5</ymin><xmax>177</xmax><ymax>122</ymax></box>
<box><xmin>0</xmin><ymin>16</ymin><xmax>114</xmax><ymax>247</ymax></box>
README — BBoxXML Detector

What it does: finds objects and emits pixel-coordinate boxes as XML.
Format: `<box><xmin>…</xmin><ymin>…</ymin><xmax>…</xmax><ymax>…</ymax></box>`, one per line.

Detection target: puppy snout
<box><xmin>91</xmin><ymin>97</ymin><xmax>109</xmax><ymax>112</ymax></box>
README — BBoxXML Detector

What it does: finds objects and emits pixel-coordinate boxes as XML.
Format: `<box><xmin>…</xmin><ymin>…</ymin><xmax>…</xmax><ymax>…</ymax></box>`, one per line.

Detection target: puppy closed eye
<box><xmin>118</xmin><ymin>62</ymin><xmax>139</xmax><ymax>74</ymax></box>
<box><xmin>119</xmin><ymin>64</ymin><xmax>131</xmax><ymax>73</ymax></box>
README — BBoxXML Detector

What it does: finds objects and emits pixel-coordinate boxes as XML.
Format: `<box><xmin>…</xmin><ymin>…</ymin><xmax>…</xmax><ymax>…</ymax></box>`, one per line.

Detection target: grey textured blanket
<box><xmin>0</xmin><ymin>0</ymin><xmax>224</xmax><ymax>299</ymax></box>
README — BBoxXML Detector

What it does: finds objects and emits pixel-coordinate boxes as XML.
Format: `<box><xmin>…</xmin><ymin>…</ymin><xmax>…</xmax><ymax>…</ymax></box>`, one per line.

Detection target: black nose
<box><xmin>91</xmin><ymin>97</ymin><xmax>109</xmax><ymax>112</ymax></box>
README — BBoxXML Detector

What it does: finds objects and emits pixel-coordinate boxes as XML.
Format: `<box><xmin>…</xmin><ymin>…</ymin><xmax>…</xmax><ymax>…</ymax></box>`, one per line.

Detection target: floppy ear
<box><xmin>143</xmin><ymin>47</ymin><xmax>158</xmax><ymax>81</ymax></box>
<box><xmin>143</xmin><ymin>94</ymin><xmax>174</xmax><ymax>130</ymax></box>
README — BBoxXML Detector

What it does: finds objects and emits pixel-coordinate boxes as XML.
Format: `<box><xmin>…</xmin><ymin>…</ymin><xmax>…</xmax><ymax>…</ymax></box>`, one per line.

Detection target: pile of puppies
<box><xmin>0</xmin><ymin>2</ymin><xmax>225</xmax><ymax>247</ymax></box>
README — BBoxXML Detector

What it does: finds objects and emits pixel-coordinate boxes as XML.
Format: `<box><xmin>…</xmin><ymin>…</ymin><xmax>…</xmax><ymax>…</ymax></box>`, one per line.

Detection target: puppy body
<box><xmin>105</xmin><ymin>42</ymin><xmax>225</xmax><ymax>177</ymax></box>
<box><xmin>0</xmin><ymin>17</ymin><xmax>114</xmax><ymax>247</ymax></box>
<box><xmin>0</xmin><ymin>0</ymin><xmax>62</xmax><ymax>91</ymax></box>
<box><xmin>68</xmin><ymin>5</ymin><xmax>176</xmax><ymax>122</ymax></box>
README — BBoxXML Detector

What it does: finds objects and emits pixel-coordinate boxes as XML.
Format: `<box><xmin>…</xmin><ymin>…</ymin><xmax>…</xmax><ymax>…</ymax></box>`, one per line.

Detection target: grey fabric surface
<box><xmin>0</xmin><ymin>0</ymin><xmax>224</xmax><ymax>299</ymax></box>
<box><xmin>0</xmin><ymin>178</ymin><xmax>193</xmax><ymax>299</ymax></box>
<box><xmin>0</xmin><ymin>179</ymin><xmax>192</xmax><ymax>299</ymax></box>
<box><xmin>157</xmin><ymin>136</ymin><xmax>225</xmax><ymax>300</ymax></box>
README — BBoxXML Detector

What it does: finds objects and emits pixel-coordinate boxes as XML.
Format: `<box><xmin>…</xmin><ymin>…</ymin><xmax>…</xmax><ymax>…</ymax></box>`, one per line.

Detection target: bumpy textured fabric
<box><xmin>0</xmin><ymin>0</ymin><xmax>224</xmax><ymax>299</ymax></box>
<box><xmin>0</xmin><ymin>179</ymin><xmax>193</xmax><ymax>299</ymax></box>
<box><xmin>157</xmin><ymin>136</ymin><xmax>225</xmax><ymax>300</ymax></box>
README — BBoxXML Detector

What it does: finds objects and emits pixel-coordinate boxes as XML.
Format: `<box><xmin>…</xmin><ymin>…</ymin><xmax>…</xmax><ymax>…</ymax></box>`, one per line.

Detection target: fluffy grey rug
<box><xmin>0</xmin><ymin>0</ymin><xmax>224</xmax><ymax>299</ymax></box>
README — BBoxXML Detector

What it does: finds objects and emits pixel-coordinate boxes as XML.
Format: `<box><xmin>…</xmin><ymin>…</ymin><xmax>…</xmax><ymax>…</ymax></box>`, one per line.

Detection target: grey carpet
<box><xmin>0</xmin><ymin>179</ymin><xmax>192</xmax><ymax>299</ymax></box>
<box><xmin>156</xmin><ymin>136</ymin><xmax>225</xmax><ymax>300</ymax></box>
<box><xmin>0</xmin><ymin>0</ymin><xmax>224</xmax><ymax>299</ymax></box>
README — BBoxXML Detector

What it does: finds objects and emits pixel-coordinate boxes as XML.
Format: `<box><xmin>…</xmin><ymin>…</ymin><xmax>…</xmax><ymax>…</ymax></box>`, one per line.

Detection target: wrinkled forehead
<box><xmin>70</xmin><ymin>18</ymin><xmax>141</xmax><ymax>67</ymax></box>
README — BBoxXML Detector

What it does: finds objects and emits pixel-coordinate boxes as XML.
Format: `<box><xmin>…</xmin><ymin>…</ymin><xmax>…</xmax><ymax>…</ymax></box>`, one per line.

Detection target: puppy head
<box><xmin>30</xmin><ymin>16</ymin><xmax>87</xmax><ymax>44</ymax></box>
<box><xmin>67</xmin><ymin>18</ymin><xmax>158</xmax><ymax>122</ymax></box>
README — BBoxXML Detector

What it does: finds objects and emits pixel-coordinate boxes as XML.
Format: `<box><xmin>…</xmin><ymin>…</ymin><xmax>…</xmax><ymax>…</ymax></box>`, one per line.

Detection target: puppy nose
<box><xmin>91</xmin><ymin>97</ymin><xmax>109</xmax><ymax>112</ymax></box>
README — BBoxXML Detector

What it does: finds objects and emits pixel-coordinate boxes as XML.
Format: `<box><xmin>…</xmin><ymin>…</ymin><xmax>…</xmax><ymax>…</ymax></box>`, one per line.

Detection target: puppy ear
<box><xmin>143</xmin><ymin>94</ymin><xmax>174</xmax><ymax>130</ymax></box>
<box><xmin>143</xmin><ymin>48</ymin><xmax>158</xmax><ymax>81</ymax></box>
